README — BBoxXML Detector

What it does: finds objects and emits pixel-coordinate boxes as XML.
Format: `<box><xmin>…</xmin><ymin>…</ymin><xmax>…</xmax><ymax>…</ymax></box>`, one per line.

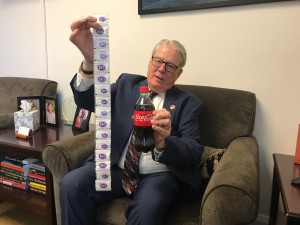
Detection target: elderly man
<box><xmin>60</xmin><ymin>15</ymin><xmax>204</xmax><ymax>225</ymax></box>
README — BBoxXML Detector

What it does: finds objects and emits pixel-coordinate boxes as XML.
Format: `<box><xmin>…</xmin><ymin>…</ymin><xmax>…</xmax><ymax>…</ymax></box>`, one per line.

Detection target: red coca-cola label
<box><xmin>134</xmin><ymin>110</ymin><xmax>153</xmax><ymax>126</ymax></box>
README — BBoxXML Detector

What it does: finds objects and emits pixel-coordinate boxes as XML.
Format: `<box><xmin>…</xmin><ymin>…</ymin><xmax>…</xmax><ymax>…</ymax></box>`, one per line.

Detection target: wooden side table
<box><xmin>269</xmin><ymin>153</ymin><xmax>300</xmax><ymax>225</ymax></box>
<box><xmin>0</xmin><ymin>122</ymin><xmax>83</xmax><ymax>225</ymax></box>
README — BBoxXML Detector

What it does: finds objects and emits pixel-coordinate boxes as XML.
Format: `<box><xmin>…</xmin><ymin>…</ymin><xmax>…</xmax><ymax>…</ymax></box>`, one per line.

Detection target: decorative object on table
<box><xmin>294</xmin><ymin>124</ymin><xmax>300</xmax><ymax>164</ymax></box>
<box><xmin>43</xmin><ymin>96</ymin><xmax>58</xmax><ymax>127</ymax></box>
<box><xmin>17</xmin><ymin>96</ymin><xmax>43</xmax><ymax>122</ymax></box>
<box><xmin>14</xmin><ymin>99</ymin><xmax>40</xmax><ymax>132</ymax></box>
<box><xmin>15</xmin><ymin>127</ymin><xmax>33</xmax><ymax>139</ymax></box>
<box><xmin>0</xmin><ymin>77</ymin><xmax>57</xmax><ymax>130</ymax></box>
<box><xmin>62</xmin><ymin>96</ymin><xmax>77</xmax><ymax>126</ymax></box>
<box><xmin>138</xmin><ymin>0</ymin><xmax>295</xmax><ymax>15</ymax></box>
<box><xmin>72</xmin><ymin>106</ymin><xmax>91</xmax><ymax>132</ymax></box>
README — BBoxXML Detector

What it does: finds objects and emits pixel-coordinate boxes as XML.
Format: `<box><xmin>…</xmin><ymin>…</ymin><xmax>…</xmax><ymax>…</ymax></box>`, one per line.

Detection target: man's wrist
<box><xmin>155</xmin><ymin>142</ymin><xmax>166</xmax><ymax>152</ymax></box>
<box><xmin>79</xmin><ymin>61</ymin><xmax>93</xmax><ymax>75</ymax></box>
<box><xmin>155</xmin><ymin>146</ymin><xmax>165</xmax><ymax>152</ymax></box>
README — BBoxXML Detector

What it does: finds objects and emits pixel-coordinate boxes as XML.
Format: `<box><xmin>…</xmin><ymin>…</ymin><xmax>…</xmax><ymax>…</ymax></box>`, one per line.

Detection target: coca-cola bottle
<box><xmin>133</xmin><ymin>86</ymin><xmax>155</xmax><ymax>153</ymax></box>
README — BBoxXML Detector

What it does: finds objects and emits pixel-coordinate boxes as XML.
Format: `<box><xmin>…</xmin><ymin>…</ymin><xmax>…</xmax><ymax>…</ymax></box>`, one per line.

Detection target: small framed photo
<box><xmin>43</xmin><ymin>96</ymin><xmax>58</xmax><ymax>126</ymax></box>
<box><xmin>17</xmin><ymin>96</ymin><xmax>43</xmax><ymax>123</ymax></box>
<box><xmin>72</xmin><ymin>106</ymin><xmax>91</xmax><ymax>132</ymax></box>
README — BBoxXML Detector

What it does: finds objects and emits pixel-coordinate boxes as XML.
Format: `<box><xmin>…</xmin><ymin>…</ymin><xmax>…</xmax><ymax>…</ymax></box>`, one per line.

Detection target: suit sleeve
<box><xmin>158</xmin><ymin>98</ymin><xmax>204</xmax><ymax>168</ymax></box>
<box><xmin>70</xmin><ymin>74</ymin><xmax>95</xmax><ymax>112</ymax></box>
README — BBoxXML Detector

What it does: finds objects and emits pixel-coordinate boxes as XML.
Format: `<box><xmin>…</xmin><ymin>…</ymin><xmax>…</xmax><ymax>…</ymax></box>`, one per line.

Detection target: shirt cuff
<box><xmin>153</xmin><ymin>147</ymin><xmax>164</xmax><ymax>161</ymax></box>
<box><xmin>74</xmin><ymin>72</ymin><xmax>94</xmax><ymax>92</ymax></box>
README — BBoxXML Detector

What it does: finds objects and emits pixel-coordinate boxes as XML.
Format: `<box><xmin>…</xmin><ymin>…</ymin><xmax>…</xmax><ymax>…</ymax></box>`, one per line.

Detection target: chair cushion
<box><xmin>95</xmin><ymin>194</ymin><xmax>204</xmax><ymax>225</ymax></box>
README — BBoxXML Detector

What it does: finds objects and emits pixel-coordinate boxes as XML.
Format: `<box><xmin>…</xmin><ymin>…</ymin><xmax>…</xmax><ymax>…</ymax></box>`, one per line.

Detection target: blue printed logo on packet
<box><xmin>99</xmin><ymin>154</ymin><xmax>107</xmax><ymax>160</ymax></box>
<box><xmin>100</xmin><ymin>183</ymin><xmax>108</xmax><ymax>188</ymax></box>
<box><xmin>101</xmin><ymin>133</ymin><xmax>109</xmax><ymax>138</ymax></box>
<box><xmin>101</xmin><ymin>88</ymin><xmax>108</xmax><ymax>94</ymax></box>
<box><xmin>98</xmin><ymin>64</ymin><xmax>106</xmax><ymax>71</ymax></box>
<box><xmin>101</xmin><ymin>111</ymin><xmax>109</xmax><ymax>116</ymax></box>
<box><xmin>98</xmin><ymin>76</ymin><xmax>106</xmax><ymax>83</ymax></box>
<box><xmin>100</xmin><ymin>53</ymin><xmax>108</xmax><ymax>59</ymax></box>
<box><xmin>101</xmin><ymin>99</ymin><xmax>108</xmax><ymax>104</ymax></box>
<box><xmin>96</xmin><ymin>29</ymin><xmax>105</xmax><ymax>35</ymax></box>
<box><xmin>99</xmin><ymin>16</ymin><xmax>107</xmax><ymax>22</ymax></box>
<box><xmin>100</xmin><ymin>41</ymin><xmax>107</xmax><ymax>47</ymax></box>
<box><xmin>101</xmin><ymin>143</ymin><xmax>109</xmax><ymax>149</ymax></box>
<box><xmin>99</xmin><ymin>121</ymin><xmax>107</xmax><ymax>128</ymax></box>
<box><xmin>99</xmin><ymin>162</ymin><xmax>107</xmax><ymax>169</ymax></box>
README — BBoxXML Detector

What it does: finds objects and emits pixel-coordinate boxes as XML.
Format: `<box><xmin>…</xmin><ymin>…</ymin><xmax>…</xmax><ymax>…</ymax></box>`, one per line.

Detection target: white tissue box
<box><xmin>14</xmin><ymin>110</ymin><xmax>40</xmax><ymax>132</ymax></box>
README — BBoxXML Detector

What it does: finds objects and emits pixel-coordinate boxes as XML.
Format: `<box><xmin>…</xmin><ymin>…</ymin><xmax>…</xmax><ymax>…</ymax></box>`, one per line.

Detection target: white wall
<box><xmin>2</xmin><ymin>0</ymin><xmax>300</xmax><ymax>222</ymax></box>
<box><xmin>0</xmin><ymin>0</ymin><xmax>47</xmax><ymax>78</ymax></box>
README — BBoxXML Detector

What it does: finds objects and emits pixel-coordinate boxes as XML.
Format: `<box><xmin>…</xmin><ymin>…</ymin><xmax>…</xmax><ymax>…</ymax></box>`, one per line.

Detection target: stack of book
<box><xmin>0</xmin><ymin>154</ymin><xmax>38</xmax><ymax>190</ymax></box>
<box><xmin>27</xmin><ymin>160</ymin><xmax>46</xmax><ymax>195</ymax></box>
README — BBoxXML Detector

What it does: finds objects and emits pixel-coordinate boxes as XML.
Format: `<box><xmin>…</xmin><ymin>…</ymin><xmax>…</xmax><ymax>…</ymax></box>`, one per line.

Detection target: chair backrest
<box><xmin>0</xmin><ymin>77</ymin><xmax>58</xmax><ymax>129</ymax></box>
<box><xmin>176</xmin><ymin>84</ymin><xmax>256</xmax><ymax>148</ymax></box>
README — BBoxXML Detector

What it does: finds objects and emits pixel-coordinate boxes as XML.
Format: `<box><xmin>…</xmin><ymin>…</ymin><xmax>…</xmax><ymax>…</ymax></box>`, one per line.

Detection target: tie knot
<box><xmin>149</xmin><ymin>91</ymin><xmax>157</xmax><ymax>99</ymax></box>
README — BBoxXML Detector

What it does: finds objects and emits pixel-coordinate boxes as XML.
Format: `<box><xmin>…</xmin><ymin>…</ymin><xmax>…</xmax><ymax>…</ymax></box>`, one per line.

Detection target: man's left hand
<box><xmin>151</xmin><ymin>108</ymin><xmax>171</xmax><ymax>148</ymax></box>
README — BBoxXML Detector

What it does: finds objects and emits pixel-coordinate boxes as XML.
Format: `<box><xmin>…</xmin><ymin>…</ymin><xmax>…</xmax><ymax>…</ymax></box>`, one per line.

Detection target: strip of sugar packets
<box><xmin>93</xmin><ymin>14</ymin><xmax>111</xmax><ymax>191</ymax></box>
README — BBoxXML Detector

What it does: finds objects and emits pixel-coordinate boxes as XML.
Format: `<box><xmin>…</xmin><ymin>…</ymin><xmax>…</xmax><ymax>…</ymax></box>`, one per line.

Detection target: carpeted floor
<box><xmin>0</xmin><ymin>201</ymin><xmax>46</xmax><ymax>225</ymax></box>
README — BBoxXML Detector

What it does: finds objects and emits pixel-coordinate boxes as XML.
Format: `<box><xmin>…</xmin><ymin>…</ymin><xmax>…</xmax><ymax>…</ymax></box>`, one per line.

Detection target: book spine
<box><xmin>1</xmin><ymin>167</ymin><xmax>24</xmax><ymax>176</ymax></box>
<box><xmin>0</xmin><ymin>177</ymin><xmax>27</xmax><ymax>190</ymax></box>
<box><xmin>3</xmin><ymin>155</ymin><xmax>24</xmax><ymax>166</ymax></box>
<box><xmin>29</xmin><ymin>181</ymin><xmax>46</xmax><ymax>191</ymax></box>
<box><xmin>28</xmin><ymin>168</ymin><xmax>45</xmax><ymax>176</ymax></box>
<box><xmin>1</xmin><ymin>161</ymin><xmax>24</xmax><ymax>172</ymax></box>
<box><xmin>30</xmin><ymin>165</ymin><xmax>45</xmax><ymax>173</ymax></box>
<box><xmin>29</xmin><ymin>186</ymin><xmax>46</xmax><ymax>195</ymax></box>
<box><xmin>28</xmin><ymin>172</ymin><xmax>46</xmax><ymax>181</ymax></box>
<box><xmin>27</xmin><ymin>176</ymin><xmax>46</xmax><ymax>185</ymax></box>
<box><xmin>0</xmin><ymin>172</ymin><xmax>24</xmax><ymax>182</ymax></box>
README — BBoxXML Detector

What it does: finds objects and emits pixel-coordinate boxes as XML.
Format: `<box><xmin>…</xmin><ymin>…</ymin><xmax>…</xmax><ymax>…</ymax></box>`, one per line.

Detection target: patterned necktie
<box><xmin>122</xmin><ymin>134</ymin><xmax>141</xmax><ymax>195</ymax></box>
<box><xmin>122</xmin><ymin>91</ymin><xmax>157</xmax><ymax>195</ymax></box>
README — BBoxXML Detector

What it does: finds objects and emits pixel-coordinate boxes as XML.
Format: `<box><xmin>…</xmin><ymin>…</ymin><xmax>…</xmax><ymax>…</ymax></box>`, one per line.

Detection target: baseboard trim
<box><xmin>256</xmin><ymin>213</ymin><xmax>269</xmax><ymax>224</ymax></box>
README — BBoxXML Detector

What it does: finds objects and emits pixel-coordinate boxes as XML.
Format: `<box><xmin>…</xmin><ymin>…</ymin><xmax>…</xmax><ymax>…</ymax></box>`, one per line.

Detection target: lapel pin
<box><xmin>170</xmin><ymin>105</ymin><xmax>175</xmax><ymax>110</ymax></box>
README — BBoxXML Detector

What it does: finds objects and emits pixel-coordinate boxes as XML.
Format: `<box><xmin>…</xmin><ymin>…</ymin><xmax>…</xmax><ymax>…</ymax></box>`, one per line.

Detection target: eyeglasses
<box><xmin>151</xmin><ymin>57</ymin><xmax>180</xmax><ymax>73</ymax></box>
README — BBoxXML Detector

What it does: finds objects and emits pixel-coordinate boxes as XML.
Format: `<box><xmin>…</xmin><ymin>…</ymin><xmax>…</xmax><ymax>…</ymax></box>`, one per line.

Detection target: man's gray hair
<box><xmin>152</xmin><ymin>39</ymin><xmax>187</xmax><ymax>68</ymax></box>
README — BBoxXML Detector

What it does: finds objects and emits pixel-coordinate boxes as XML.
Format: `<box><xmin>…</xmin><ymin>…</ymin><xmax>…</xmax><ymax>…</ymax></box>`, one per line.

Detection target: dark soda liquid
<box><xmin>134</xmin><ymin>104</ymin><xmax>155</xmax><ymax>153</ymax></box>
<box><xmin>134</xmin><ymin>126</ymin><xmax>155</xmax><ymax>153</ymax></box>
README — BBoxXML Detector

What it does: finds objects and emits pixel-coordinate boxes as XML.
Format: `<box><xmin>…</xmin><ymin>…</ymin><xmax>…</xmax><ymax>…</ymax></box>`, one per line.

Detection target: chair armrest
<box><xmin>200</xmin><ymin>136</ymin><xmax>259</xmax><ymax>225</ymax></box>
<box><xmin>42</xmin><ymin>130</ymin><xmax>95</xmax><ymax>225</ymax></box>
<box><xmin>42</xmin><ymin>130</ymin><xmax>95</xmax><ymax>179</ymax></box>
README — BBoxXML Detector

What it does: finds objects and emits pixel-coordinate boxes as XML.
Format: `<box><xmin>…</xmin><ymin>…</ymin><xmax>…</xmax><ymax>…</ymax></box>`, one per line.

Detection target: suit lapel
<box><xmin>164</xmin><ymin>86</ymin><xmax>179</xmax><ymax>127</ymax></box>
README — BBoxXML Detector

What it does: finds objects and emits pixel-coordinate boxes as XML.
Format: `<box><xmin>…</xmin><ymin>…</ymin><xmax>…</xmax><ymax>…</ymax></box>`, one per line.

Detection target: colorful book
<box><xmin>29</xmin><ymin>181</ymin><xmax>46</xmax><ymax>192</ymax></box>
<box><xmin>29</xmin><ymin>167</ymin><xmax>45</xmax><ymax>177</ymax></box>
<box><xmin>30</xmin><ymin>161</ymin><xmax>45</xmax><ymax>173</ymax></box>
<box><xmin>3</xmin><ymin>154</ymin><xmax>38</xmax><ymax>166</ymax></box>
<box><xmin>29</xmin><ymin>186</ymin><xmax>46</xmax><ymax>195</ymax></box>
<box><xmin>27</xmin><ymin>176</ymin><xmax>46</xmax><ymax>185</ymax></box>
<box><xmin>27</xmin><ymin>172</ymin><xmax>45</xmax><ymax>181</ymax></box>
<box><xmin>0</xmin><ymin>167</ymin><xmax>24</xmax><ymax>176</ymax></box>
<box><xmin>0</xmin><ymin>177</ymin><xmax>27</xmax><ymax>190</ymax></box>
<box><xmin>0</xmin><ymin>161</ymin><xmax>31</xmax><ymax>175</ymax></box>
<box><xmin>0</xmin><ymin>171</ymin><xmax>25</xmax><ymax>182</ymax></box>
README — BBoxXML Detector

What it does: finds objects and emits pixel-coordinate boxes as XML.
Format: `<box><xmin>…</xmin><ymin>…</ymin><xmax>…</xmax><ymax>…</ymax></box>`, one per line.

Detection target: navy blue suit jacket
<box><xmin>71</xmin><ymin>73</ymin><xmax>204</xmax><ymax>198</ymax></box>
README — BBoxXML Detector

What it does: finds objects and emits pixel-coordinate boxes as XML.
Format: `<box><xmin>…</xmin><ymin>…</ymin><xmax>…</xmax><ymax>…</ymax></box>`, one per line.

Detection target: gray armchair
<box><xmin>42</xmin><ymin>84</ymin><xmax>259</xmax><ymax>225</ymax></box>
<box><xmin>0</xmin><ymin>76</ymin><xmax>57</xmax><ymax>129</ymax></box>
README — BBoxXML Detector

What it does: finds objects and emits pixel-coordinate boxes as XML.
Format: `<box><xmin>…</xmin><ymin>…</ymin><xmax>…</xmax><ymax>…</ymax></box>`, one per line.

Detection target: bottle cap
<box><xmin>140</xmin><ymin>86</ymin><xmax>149</xmax><ymax>93</ymax></box>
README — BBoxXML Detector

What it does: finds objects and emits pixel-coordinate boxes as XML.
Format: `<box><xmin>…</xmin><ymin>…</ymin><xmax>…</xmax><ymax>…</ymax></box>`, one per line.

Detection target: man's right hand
<box><xmin>69</xmin><ymin>16</ymin><xmax>102</xmax><ymax>67</ymax></box>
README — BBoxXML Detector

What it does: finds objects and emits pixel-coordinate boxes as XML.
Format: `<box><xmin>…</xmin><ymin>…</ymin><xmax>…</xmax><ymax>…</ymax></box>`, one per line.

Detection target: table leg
<box><xmin>45</xmin><ymin>167</ymin><xmax>57</xmax><ymax>225</ymax></box>
<box><xmin>269</xmin><ymin>166</ymin><xmax>280</xmax><ymax>225</ymax></box>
